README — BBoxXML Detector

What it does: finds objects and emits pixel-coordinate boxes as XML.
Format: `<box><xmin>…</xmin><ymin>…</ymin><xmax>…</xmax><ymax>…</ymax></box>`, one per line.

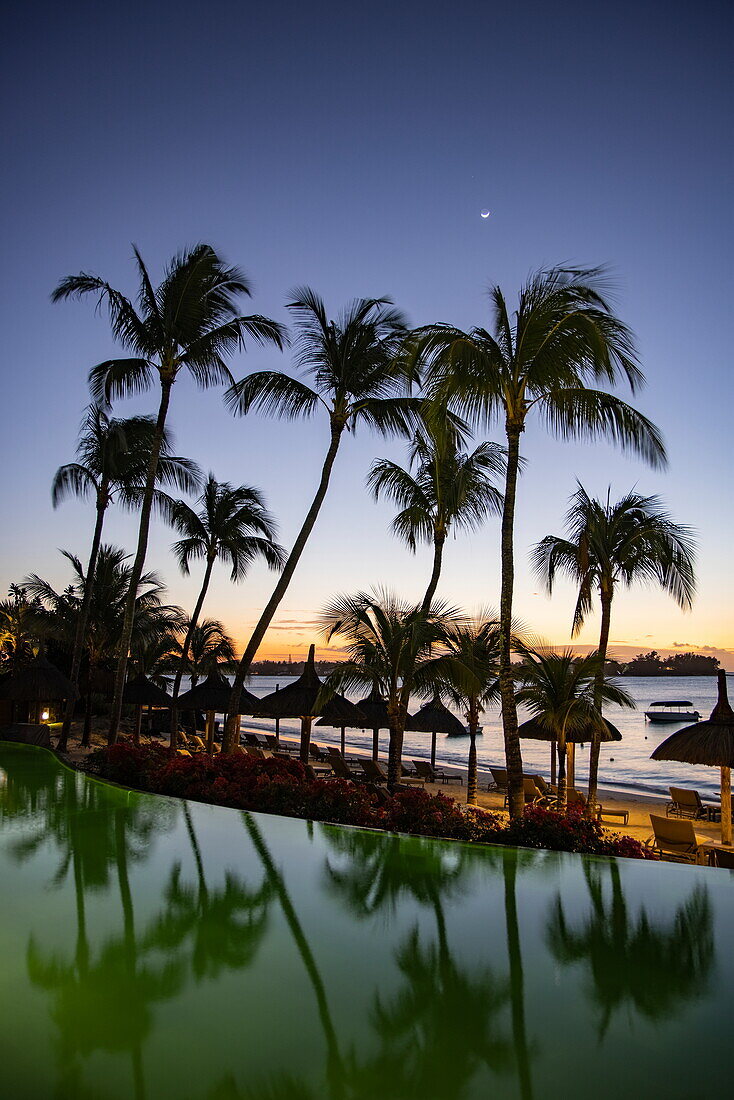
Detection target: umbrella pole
<box><xmin>340</xmin><ymin>726</ymin><xmax>345</xmax><ymax>755</ymax></box>
<box><xmin>431</xmin><ymin>729</ymin><xmax>437</xmax><ymax>770</ymax></box>
<box><xmin>372</xmin><ymin>728</ymin><xmax>379</xmax><ymax>761</ymax></box>
<box><xmin>722</xmin><ymin>766</ymin><xmax>732</xmax><ymax>846</ymax></box>
<box><xmin>206</xmin><ymin>711</ymin><xmax>215</xmax><ymax>754</ymax></box>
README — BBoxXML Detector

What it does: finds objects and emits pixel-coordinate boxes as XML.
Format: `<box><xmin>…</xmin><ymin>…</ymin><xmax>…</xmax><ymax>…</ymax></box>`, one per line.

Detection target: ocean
<box><xmin>237</xmin><ymin>674</ymin><xmax>729</xmax><ymax>799</ymax></box>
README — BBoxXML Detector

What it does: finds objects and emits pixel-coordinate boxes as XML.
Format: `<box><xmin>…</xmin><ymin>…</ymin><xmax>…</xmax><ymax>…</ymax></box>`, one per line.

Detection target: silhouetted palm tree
<box><xmin>427</xmin><ymin>615</ymin><xmax>502</xmax><ymax>804</ymax></box>
<box><xmin>171</xmin><ymin>618</ymin><xmax>236</xmax><ymax>689</ymax></box>
<box><xmin>223</xmin><ymin>289</ymin><xmax>418</xmax><ymax>749</ymax></box>
<box><xmin>52</xmin><ymin>244</ymin><xmax>285</xmax><ymax>744</ymax></box>
<box><xmin>0</xmin><ymin>584</ymin><xmax>44</xmax><ymax>672</ymax></box>
<box><xmin>320</xmin><ymin>589</ymin><xmax>462</xmax><ymax>787</ymax></box>
<box><xmin>531</xmin><ymin>484</ymin><xmax>695</xmax><ymax>808</ymax></box>
<box><xmin>410</xmin><ymin>266</ymin><xmax>666</xmax><ymax>816</ymax></box>
<box><xmin>51</xmin><ymin>404</ymin><xmax>199</xmax><ymax>749</ymax></box>
<box><xmin>165</xmin><ymin>475</ymin><xmax>284</xmax><ymax>747</ymax></box>
<box><xmin>514</xmin><ymin>646</ymin><xmax>634</xmax><ymax>806</ymax></box>
<box><xmin>368</xmin><ymin>420</ymin><xmax>504</xmax><ymax>610</ymax></box>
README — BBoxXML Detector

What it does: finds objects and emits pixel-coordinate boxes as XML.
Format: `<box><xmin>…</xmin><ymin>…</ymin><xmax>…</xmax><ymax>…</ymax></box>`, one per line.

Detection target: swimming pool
<box><xmin>0</xmin><ymin>742</ymin><xmax>730</xmax><ymax>1099</ymax></box>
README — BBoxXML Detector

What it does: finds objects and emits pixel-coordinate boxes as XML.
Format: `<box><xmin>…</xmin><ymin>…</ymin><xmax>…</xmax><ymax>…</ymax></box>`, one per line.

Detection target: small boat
<box><xmin>644</xmin><ymin>700</ymin><xmax>701</xmax><ymax>723</ymax></box>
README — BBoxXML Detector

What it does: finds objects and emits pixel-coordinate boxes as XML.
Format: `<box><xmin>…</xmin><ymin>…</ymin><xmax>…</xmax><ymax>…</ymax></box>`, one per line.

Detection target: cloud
<box><xmin>672</xmin><ymin>641</ymin><xmax>694</xmax><ymax>648</ymax></box>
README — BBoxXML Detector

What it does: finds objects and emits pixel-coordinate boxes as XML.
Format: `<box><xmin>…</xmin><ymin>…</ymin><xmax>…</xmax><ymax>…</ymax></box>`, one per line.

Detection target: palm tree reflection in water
<box><xmin>546</xmin><ymin>862</ymin><xmax>714</xmax><ymax>1036</ymax></box>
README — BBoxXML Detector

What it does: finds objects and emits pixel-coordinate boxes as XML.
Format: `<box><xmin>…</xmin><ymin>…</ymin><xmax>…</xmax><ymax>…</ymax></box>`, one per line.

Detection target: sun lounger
<box><xmin>528</xmin><ymin>774</ymin><xmax>557</xmax><ymax>799</ymax></box>
<box><xmin>709</xmin><ymin>846</ymin><xmax>734</xmax><ymax>869</ymax></box>
<box><xmin>488</xmin><ymin>767</ymin><xmax>508</xmax><ymax>792</ymax></box>
<box><xmin>360</xmin><ymin>758</ymin><xmax>389</xmax><ymax>784</ymax></box>
<box><xmin>666</xmin><ymin>787</ymin><xmax>717</xmax><ymax>821</ymax></box>
<box><xmin>505</xmin><ymin>776</ymin><xmax>550</xmax><ymax>808</ymax></box>
<box><xmin>649</xmin><ymin>814</ymin><xmax>704</xmax><ymax>864</ymax></box>
<box><xmin>412</xmin><ymin>760</ymin><xmax>462</xmax><ymax>785</ymax></box>
<box><xmin>401</xmin><ymin>764</ymin><xmax>426</xmax><ymax>785</ymax></box>
<box><xmin>264</xmin><ymin>735</ymin><xmax>280</xmax><ymax>751</ymax></box>
<box><xmin>326</xmin><ymin>755</ymin><xmax>367</xmax><ymax>782</ymax></box>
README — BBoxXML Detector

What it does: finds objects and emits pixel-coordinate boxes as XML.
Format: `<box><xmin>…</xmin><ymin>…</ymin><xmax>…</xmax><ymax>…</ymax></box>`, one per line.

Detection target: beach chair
<box><xmin>565</xmin><ymin>788</ymin><xmax>605</xmax><ymax>819</ymax></box>
<box><xmin>666</xmin><ymin>787</ymin><xmax>716</xmax><ymax>821</ymax></box>
<box><xmin>176</xmin><ymin>748</ymin><xmax>192</xmax><ymax>757</ymax></box>
<box><xmin>328</xmin><ymin>755</ymin><xmax>367</xmax><ymax>782</ymax></box>
<box><xmin>505</xmin><ymin>776</ymin><xmax>549</xmax><ymax>808</ymax></box>
<box><xmin>360</xmin><ymin>758</ymin><xmax>389</xmax><ymax>784</ymax></box>
<box><xmin>191</xmin><ymin>735</ymin><xmax>207</xmax><ymax>752</ymax></box>
<box><xmin>710</xmin><ymin>847</ymin><xmax>734</xmax><ymax>869</ymax></box>
<box><xmin>411</xmin><ymin>759</ymin><xmax>463</xmax><ymax>785</ymax></box>
<box><xmin>264</xmin><ymin>735</ymin><xmax>280</xmax><ymax>752</ymax></box>
<box><xmin>488</xmin><ymin>767</ymin><xmax>508</xmax><ymax>793</ymax></box>
<box><xmin>244</xmin><ymin>733</ymin><xmax>263</xmax><ymax>747</ymax></box>
<box><xmin>528</xmin><ymin>774</ymin><xmax>557</xmax><ymax>800</ymax></box>
<box><xmin>649</xmin><ymin>814</ymin><xmax>704</xmax><ymax>864</ymax></box>
<box><xmin>401</xmin><ymin>764</ymin><xmax>426</xmax><ymax>785</ymax></box>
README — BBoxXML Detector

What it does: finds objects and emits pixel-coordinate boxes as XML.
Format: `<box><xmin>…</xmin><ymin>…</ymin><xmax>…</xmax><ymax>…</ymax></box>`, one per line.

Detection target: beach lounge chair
<box><xmin>328</xmin><ymin>755</ymin><xmax>367</xmax><ymax>782</ymax></box>
<box><xmin>412</xmin><ymin>760</ymin><xmax>463</xmax><ymax>785</ymax></box>
<box><xmin>666</xmin><ymin>787</ymin><xmax>717</xmax><ymax>821</ymax></box>
<box><xmin>401</xmin><ymin>764</ymin><xmax>426</xmax><ymax>784</ymax></box>
<box><xmin>488</xmin><ymin>767</ymin><xmax>508</xmax><ymax>793</ymax></box>
<box><xmin>505</xmin><ymin>776</ymin><xmax>549</xmax><ymax>808</ymax></box>
<box><xmin>649</xmin><ymin>814</ymin><xmax>704</xmax><ymax>864</ymax></box>
<box><xmin>528</xmin><ymin>774</ymin><xmax>557</xmax><ymax>800</ymax></box>
<box><xmin>264</xmin><ymin>735</ymin><xmax>280</xmax><ymax>752</ymax></box>
<box><xmin>710</xmin><ymin>846</ymin><xmax>734</xmax><ymax>869</ymax></box>
<box><xmin>565</xmin><ymin>788</ymin><xmax>604</xmax><ymax>818</ymax></box>
<box><xmin>360</xmin><ymin>758</ymin><xmax>389</xmax><ymax>784</ymax></box>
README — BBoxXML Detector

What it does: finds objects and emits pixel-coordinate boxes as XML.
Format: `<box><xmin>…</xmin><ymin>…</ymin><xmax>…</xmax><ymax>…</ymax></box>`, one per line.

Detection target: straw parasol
<box><xmin>122</xmin><ymin>673</ymin><xmax>172</xmax><ymax>745</ymax></box>
<box><xmin>519</xmin><ymin>715</ymin><xmax>621</xmax><ymax>787</ymax></box>
<box><xmin>0</xmin><ymin>652</ymin><xmax>78</xmax><ymax>723</ymax></box>
<box><xmin>407</xmin><ymin>697</ymin><xmax>465</xmax><ymax>768</ymax></box>
<box><xmin>254</xmin><ymin>645</ymin><xmax>366</xmax><ymax>762</ymax></box>
<box><xmin>178</xmin><ymin>670</ymin><xmax>259</xmax><ymax>752</ymax></box>
<box><xmin>315</xmin><ymin>693</ymin><xmax>370</xmax><ymax>757</ymax></box>
<box><xmin>355</xmin><ymin>687</ymin><xmax>394</xmax><ymax>761</ymax></box>
<box><xmin>651</xmin><ymin>670</ymin><xmax>734</xmax><ymax>845</ymax></box>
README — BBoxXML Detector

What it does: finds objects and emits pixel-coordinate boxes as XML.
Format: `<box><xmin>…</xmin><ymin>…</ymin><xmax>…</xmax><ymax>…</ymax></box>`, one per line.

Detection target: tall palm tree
<box><xmin>222</xmin><ymin>288</ymin><xmax>418</xmax><ymax>749</ymax></box>
<box><xmin>514</xmin><ymin>646</ymin><xmax>634</xmax><ymax>807</ymax></box>
<box><xmin>367</xmin><ymin>420</ymin><xmax>504</xmax><ymax>611</ymax></box>
<box><xmin>165</xmin><ymin>475</ymin><xmax>285</xmax><ymax>747</ymax></box>
<box><xmin>52</xmin><ymin>404</ymin><xmax>200</xmax><ymax>749</ymax></box>
<box><xmin>411</xmin><ymin>265</ymin><xmax>666</xmax><ymax>817</ymax></box>
<box><xmin>52</xmin><ymin>244</ymin><xmax>285</xmax><ymax>744</ymax></box>
<box><xmin>427</xmin><ymin>616</ymin><xmax>502</xmax><ymax>805</ymax></box>
<box><xmin>320</xmin><ymin>589</ymin><xmax>461</xmax><ymax>787</ymax></box>
<box><xmin>531</xmin><ymin>484</ymin><xmax>695</xmax><ymax>808</ymax></box>
<box><xmin>25</xmin><ymin>546</ymin><xmax>184</xmax><ymax>746</ymax></box>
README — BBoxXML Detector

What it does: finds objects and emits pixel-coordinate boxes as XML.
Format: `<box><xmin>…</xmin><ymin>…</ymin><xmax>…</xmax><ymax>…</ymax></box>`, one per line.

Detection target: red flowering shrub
<box><xmin>89</xmin><ymin>745</ymin><xmax>652</xmax><ymax>859</ymax></box>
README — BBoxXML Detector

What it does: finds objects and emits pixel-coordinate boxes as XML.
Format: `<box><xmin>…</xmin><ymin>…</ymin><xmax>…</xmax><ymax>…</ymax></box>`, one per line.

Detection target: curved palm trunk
<box><xmin>586</xmin><ymin>589</ymin><xmax>612</xmax><ymax>812</ymax></box>
<box><xmin>224</xmin><ymin>423</ymin><xmax>344</xmax><ymax>750</ymax></box>
<box><xmin>504</xmin><ymin>856</ymin><xmax>533</xmax><ymax>1100</ymax></box>
<box><xmin>556</xmin><ymin>728</ymin><xmax>568</xmax><ymax>809</ymax></box>
<box><xmin>58</xmin><ymin>492</ymin><xmax>108</xmax><ymax>752</ymax></box>
<box><xmin>168</xmin><ymin>555</ymin><xmax>216</xmax><ymax>750</ymax></box>
<box><xmin>299</xmin><ymin>716</ymin><xmax>313</xmax><ymax>765</ymax></box>
<box><xmin>243</xmin><ymin>814</ymin><xmax>345</xmax><ymax>1097</ymax></box>
<box><xmin>108</xmin><ymin>381</ymin><xmax>172</xmax><ymax>745</ymax></box>
<box><xmin>387</xmin><ymin>715</ymin><xmax>406</xmax><ymax>789</ymax></box>
<box><xmin>420</xmin><ymin>532</ymin><xmax>445</xmax><ymax>613</ymax></box>
<box><xmin>499</xmin><ymin>424</ymin><xmax>524</xmax><ymax>818</ymax></box>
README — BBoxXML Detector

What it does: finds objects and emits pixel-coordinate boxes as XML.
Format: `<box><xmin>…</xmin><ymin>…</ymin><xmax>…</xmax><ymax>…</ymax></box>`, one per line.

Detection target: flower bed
<box><xmin>90</xmin><ymin>743</ymin><xmax>655</xmax><ymax>859</ymax></box>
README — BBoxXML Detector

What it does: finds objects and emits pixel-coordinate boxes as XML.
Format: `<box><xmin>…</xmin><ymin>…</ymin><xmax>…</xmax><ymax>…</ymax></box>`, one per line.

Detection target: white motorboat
<box><xmin>644</xmin><ymin>700</ymin><xmax>701</xmax><ymax>723</ymax></box>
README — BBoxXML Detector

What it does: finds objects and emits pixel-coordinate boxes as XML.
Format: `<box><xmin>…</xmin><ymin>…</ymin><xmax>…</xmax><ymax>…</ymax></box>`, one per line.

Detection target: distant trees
<box><xmin>623</xmin><ymin>651</ymin><xmax>719</xmax><ymax>676</ymax></box>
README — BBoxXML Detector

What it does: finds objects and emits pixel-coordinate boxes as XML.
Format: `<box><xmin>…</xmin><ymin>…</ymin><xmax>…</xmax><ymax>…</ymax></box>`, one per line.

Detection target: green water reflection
<box><xmin>0</xmin><ymin>744</ymin><xmax>730</xmax><ymax>1099</ymax></box>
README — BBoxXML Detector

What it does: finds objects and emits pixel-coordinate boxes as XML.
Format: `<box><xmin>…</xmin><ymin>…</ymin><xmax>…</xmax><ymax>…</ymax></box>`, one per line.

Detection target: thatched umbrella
<box><xmin>0</xmin><ymin>652</ymin><xmax>78</xmax><ymax>724</ymax></box>
<box><xmin>652</xmin><ymin>670</ymin><xmax>734</xmax><ymax>846</ymax></box>
<box><xmin>407</xmin><ymin>696</ymin><xmax>465</xmax><ymax>769</ymax></box>
<box><xmin>178</xmin><ymin>671</ymin><xmax>259</xmax><ymax>753</ymax></box>
<box><xmin>315</xmin><ymin>693</ymin><xmax>370</xmax><ymax>757</ymax></box>
<box><xmin>123</xmin><ymin>674</ymin><xmax>172</xmax><ymax>745</ymax></box>
<box><xmin>519</xmin><ymin>715</ymin><xmax>621</xmax><ymax>786</ymax></box>
<box><xmin>355</xmin><ymin>688</ymin><xmax>394</xmax><ymax>761</ymax></box>
<box><xmin>254</xmin><ymin>644</ymin><xmax>366</xmax><ymax>763</ymax></box>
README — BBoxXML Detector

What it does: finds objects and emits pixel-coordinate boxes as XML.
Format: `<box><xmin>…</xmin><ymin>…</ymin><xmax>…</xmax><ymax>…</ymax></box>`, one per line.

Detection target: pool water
<box><xmin>0</xmin><ymin>743</ymin><xmax>731</xmax><ymax>1099</ymax></box>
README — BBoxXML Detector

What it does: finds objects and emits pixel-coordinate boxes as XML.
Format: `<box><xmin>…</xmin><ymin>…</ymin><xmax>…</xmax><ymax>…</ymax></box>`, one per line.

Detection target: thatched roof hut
<box><xmin>0</xmin><ymin>653</ymin><xmax>78</xmax><ymax>705</ymax></box>
<box><xmin>519</xmin><ymin>715</ymin><xmax>621</xmax><ymax>743</ymax></box>
<box><xmin>123</xmin><ymin>674</ymin><xmax>172</xmax><ymax>707</ymax></box>
<box><xmin>177</xmin><ymin>670</ymin><xmax>259</xmax><ymax>714</ymax></box>
<box><xmin>652</xmin><ymin>670</ymin><xmax>734</xmax><ymax>845</ymax></box>
<box><xmin>317</xmin><ymin>686</ymin><xmax>392</xmax><ymax>759</ymax></box>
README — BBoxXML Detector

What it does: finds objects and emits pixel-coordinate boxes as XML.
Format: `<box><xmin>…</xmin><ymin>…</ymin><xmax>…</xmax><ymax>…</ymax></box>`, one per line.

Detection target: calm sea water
<box><xmin>239</xmin><ymin>674</ymin><xmax>729</xmax><ymax>799</ymax></box>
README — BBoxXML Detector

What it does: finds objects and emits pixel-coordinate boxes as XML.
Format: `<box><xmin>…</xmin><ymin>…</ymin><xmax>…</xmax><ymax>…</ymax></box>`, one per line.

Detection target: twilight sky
<box><xmin>1</xmin><ymin>1</ymin><xmax>732</xmax><ymax>667</ymax></box>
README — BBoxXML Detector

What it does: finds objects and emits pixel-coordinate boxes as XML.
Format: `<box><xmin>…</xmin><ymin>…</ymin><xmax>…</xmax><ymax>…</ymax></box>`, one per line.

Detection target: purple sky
<box><xmin>1</xmin><ymin>1</ymin><xmax>732</xmax><ymax>667</ymax></box>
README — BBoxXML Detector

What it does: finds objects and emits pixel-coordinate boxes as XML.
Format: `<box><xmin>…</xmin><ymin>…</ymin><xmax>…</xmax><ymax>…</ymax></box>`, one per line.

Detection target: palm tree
<box><xmin>0</xmin><ymin>584</ymin><xmax>44</xmax><ymax>672</ymax></box>
<box><xmin>222</xmin><ymin>288</ymin><xmax>418</xmax><ymax>749</ymax></box>
<box><xmin>320</xmin><ymin>589</ymin><xmax>461</xmax><ymax>787</ymax></box>
<box><xmin>52</xmin><ymin>404</ymin><xmax>199</xmax><ymax>749</ymax></box>
<box><xmin>427</xmin><ymin>616</ymin><xmax>502</xmax><ymax>805</ymax></box>
<box><xmin>165</xmin><ymin>475</ymin><xmax>285</xmax><ymax>747</ymax></box>
<box><xmin>531</xmin><ymin>484</ymin><xmax>695</xmax><ymax>808</ymax></box>
<box><xmin>514</xmin><ymin>646</ymin><xmax>634</xmax><ymax>807</ymax></box>
<box><xmin>171</xmin><ymin>618</ymin><xmax>236</xmax><ymax>688</ymax></box>
<box><xmin>367</xmin><ymin>420</ymin><xmax>504</xmax><ymax>610</ymax></box>
<box><xmin>25</xmin><ymin>546</ymin><xmax>184</xmax><ymax>746</ymax></box>
<box><xmin>52</xmin><ymin>244</ymin><xmax>285</xmax><ymax>744</ymax></box>
<box><xmin>411</xmin><ymin>265</ymin><xmax>666</xmax><ymax>817</ymax></box>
